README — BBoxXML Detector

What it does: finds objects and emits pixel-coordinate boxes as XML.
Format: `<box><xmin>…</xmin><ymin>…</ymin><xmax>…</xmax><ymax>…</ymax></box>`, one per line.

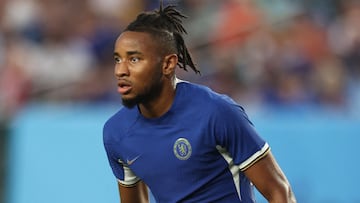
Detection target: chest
<box><xmin>114</xmin><ymin>118</ymin><xmax>221</xmax><ymax>181</ymax></box>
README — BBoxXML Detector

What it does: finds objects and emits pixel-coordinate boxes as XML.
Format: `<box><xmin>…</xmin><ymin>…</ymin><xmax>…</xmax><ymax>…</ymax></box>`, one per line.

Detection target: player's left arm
<box><xmin>244</xmin><ymin>151</ymin><xmax>297</xmax><ymax>203</ymax></box>
<box><xmin>118</xmin><ymin>180</ymin><xmax>149</xmax><ymax>203</ymax></box>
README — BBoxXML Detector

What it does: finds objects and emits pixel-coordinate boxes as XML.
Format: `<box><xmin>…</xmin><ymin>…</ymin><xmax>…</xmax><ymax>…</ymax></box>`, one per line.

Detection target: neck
<box><xmin>138</xmin><ymin>77</ymin><xmax>177</xmax><ymax>118</ymax></box>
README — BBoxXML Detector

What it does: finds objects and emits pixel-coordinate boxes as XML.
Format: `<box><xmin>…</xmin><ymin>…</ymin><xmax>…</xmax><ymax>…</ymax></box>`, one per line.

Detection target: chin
<box><xmin>121</xmin><ymin>97</ymin><xmax>138</xmax><ymax>108</ymax></box>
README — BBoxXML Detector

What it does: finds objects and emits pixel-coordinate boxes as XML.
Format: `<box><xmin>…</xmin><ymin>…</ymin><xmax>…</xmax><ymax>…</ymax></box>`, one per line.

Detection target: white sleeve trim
<box><xmin>239</xmin><ymin>143</ymin><xmax>270</xmax><ymax>171</ymax></box>
<box><xmin>117</xmin><ymin>165</ymin><xmax>140</xmax><ymax>186</ymax></box>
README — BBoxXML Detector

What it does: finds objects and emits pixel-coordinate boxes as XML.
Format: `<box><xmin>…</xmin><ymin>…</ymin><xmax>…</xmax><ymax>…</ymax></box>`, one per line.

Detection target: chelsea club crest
<box><xmin>173</xmin><ymin>138</ymin><xmax>192</xmax><ymax>160</ymax></box>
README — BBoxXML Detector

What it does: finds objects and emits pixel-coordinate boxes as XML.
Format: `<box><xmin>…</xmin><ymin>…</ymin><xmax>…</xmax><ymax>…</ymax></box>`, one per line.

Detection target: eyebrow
<box><xmin>113</xmin><ymin>51</ymin><xmax>143</xmax><ymax>57</ymax></box>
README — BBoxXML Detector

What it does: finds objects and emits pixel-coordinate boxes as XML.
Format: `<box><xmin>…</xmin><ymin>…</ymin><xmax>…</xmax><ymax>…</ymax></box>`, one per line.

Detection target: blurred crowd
<box><xmin>1</xmin><ymin>0</ymin><xmax>360</xmax><ymax>122</ymax></box>
<box><xmin>0</xmin><ymin>0</ymin><xmax>359</xmax><ymax>202</ymax></box>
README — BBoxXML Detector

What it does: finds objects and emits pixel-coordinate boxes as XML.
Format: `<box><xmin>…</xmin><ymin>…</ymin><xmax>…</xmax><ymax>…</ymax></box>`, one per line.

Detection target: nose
<box><xmin>114</xmin><ymin>62</ymin><xmax>129</xmax><ymax>78</ymax></box>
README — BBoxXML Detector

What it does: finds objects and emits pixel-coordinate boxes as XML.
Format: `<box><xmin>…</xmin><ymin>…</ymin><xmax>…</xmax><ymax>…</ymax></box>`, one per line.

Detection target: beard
<box><xmin>121</xmin><ymin>97</ymin><xmax>138</xmax><ymax>109</ymax></box>
<box><xmin>121</xmin><ymin>71</ymin><xmax>163</xmax><ymax>109</ymax></box>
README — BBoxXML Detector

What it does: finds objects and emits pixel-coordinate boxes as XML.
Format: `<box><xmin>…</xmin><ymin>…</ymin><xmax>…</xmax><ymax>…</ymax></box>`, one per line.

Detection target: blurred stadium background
<box><xmin>0</xmin><ymin>0</ymin><xmax>359</xmax><ymax>202</ymax></box>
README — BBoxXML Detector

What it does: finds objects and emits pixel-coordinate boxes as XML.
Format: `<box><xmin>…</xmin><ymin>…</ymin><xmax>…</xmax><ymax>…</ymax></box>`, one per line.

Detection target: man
<box><xmin>103</xmin><ymin>2</ymin><xmax>296</xmax><ymax>203</ymax></box>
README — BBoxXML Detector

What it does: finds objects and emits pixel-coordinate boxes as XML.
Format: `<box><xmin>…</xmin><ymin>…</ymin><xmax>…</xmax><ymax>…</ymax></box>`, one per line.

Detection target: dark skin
<box><xmin>113</xmin><ymin>31</ymin><xmax>296</xmax><ymax>203</ymax></box>
<box><xmin>114</xmin><ymin>31</ymin><xmax>177</xmax><ymax>118</ymax></box>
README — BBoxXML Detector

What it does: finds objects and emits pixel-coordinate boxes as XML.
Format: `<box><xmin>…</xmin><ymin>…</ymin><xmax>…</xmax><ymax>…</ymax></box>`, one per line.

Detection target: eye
<box><xmin>130</xmin><ymin>57</ymin><xmax>140</xmax><ymax>64</ymax></box>
<box><xmin>114</xmin><ymin>56</ymin><xmax>122</xmax><ymax>64</ymax></box>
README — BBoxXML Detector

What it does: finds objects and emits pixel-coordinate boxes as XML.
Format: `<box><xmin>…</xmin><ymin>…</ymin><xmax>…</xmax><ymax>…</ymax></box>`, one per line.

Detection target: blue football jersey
<box><xmin>103</xmin><ymin>80</ymin><xmax>269</xmax><ymax>202</ymax></box>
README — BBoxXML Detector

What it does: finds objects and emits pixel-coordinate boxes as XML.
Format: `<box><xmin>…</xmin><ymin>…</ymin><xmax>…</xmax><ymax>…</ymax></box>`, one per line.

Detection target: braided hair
<box><xmin>124</xmin><ymin>1</ymin><xmax>200</xmax><ymax>74</ymax></box>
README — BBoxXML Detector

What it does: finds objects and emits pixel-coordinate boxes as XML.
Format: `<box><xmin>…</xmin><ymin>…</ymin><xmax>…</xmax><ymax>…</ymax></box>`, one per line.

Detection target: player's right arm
<box><xmin>118</xmin><ymin>180</ymin><xmax>149</xmax><ymax>203</ymax></box>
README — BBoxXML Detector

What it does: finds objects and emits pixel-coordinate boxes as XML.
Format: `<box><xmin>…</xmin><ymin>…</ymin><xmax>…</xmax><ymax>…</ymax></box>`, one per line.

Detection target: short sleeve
<box><xmin>103</xmin><ymin>120</ymin><xmax>140</xmax><ymax>186</ymax></box>
<box><xmin>213</xmin><ymin>101</ymin><xmax>270</xmax><ymax>170</ymax></box>
<box><xmin>104</xmin><ymin>143</ymin><xmax>141</xmax><ymax>186</ymax></box>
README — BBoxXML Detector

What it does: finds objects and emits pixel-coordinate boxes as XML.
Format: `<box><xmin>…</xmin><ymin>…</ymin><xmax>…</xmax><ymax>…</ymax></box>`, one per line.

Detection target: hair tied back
<box><xmin>159</xmin><ymin>0</ymin><xmax>164</xmax><ymax>12</ymax></box>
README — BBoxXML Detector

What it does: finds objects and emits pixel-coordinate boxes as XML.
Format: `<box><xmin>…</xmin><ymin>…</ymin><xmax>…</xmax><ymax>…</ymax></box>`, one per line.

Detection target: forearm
<box><xmin>118</xmin><ymin>181</ymin><xmax>149</xmax><ymax>203</ymax></box>
<box><xmin>266</xmin><ymin>183</ymin><xmax>296</xmax><ymax>203</ymax></box>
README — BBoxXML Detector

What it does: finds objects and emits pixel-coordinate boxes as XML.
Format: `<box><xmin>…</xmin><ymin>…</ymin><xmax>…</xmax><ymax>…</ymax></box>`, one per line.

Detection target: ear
<box><xmin>162</xmin><ymin>54</ymin><xmax>178</xmax><ymax>75</ymax></box>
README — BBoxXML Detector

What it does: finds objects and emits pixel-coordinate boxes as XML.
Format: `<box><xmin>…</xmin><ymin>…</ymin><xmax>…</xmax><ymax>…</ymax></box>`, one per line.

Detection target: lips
<box><xmin>117</xmin><ymin>80</ymin><xmax>132</xmax><ymax>94</ymax></box>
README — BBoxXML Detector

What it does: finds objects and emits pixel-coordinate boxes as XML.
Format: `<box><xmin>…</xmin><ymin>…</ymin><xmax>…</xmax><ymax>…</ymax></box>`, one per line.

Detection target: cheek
<box><xmin>130</xmin><ymin>61</ymin><xmax>163</xmax><ymax>90</ymax></box>
<box><xmin>140</xmin><ymin>70</ymin><xmax>163</xmax><ymax>92</ymax></box>
<box><xmin>131</xmin><ymin>70</ymin><xmax>155</xmax><ymax>91</ymax></box>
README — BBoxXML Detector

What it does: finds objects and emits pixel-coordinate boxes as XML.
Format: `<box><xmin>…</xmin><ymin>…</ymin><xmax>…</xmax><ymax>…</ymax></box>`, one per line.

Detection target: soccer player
<box><xmin>103</xmin><ymin>2</ymin><xmax>296</xmax><ymax>203</ymax></box>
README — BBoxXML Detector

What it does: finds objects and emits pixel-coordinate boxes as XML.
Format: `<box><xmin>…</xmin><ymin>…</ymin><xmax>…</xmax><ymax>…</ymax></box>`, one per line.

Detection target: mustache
<box><xmin>117</xmin><ymin>79</ymin><xmax>132</xmax><ymax>87</ymax></box>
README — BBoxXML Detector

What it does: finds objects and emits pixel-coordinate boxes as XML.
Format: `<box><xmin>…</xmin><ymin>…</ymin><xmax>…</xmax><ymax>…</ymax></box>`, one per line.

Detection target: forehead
<box><xmin>115</xmin><ymin>31</ymin><xmax>158</xmax><ymax>53</ymax></box>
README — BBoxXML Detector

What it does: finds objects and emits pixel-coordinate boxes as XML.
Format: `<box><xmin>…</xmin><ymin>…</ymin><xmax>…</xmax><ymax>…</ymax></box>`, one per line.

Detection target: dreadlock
<box><xmin>124</xmin><ymin>0</ymin><xmax>200</xmax><ymax>74</ymax></box>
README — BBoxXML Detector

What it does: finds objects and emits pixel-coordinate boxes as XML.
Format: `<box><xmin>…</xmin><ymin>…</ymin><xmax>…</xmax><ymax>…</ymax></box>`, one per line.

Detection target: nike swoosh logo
<box><xmin>126</xmin><ymin>155</ymin><xmax>140</xmax><ymax>165</ymax></box>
